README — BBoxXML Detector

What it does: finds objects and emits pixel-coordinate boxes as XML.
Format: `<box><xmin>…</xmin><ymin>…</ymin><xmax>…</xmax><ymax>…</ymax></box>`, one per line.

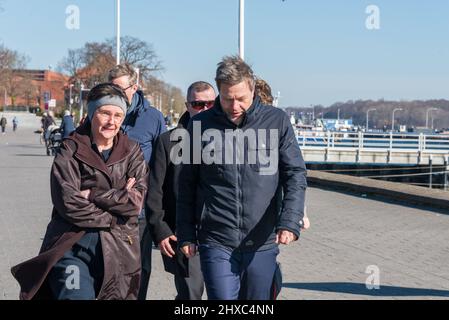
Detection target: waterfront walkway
<box><xmin>1</xmin><ymin>128</ymin><xmax>448</xmax><ymax>299</ymax></box>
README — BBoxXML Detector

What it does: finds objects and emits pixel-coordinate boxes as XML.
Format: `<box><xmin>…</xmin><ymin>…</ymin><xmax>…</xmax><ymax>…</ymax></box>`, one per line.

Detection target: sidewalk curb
<box><xmin>307</xmin><ymin>170</ymin><xmax>449</xmax><ymax>211</ymax></box>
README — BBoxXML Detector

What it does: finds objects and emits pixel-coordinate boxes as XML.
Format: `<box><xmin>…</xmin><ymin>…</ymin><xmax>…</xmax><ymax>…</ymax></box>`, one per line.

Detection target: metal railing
<box><xmin>297</xmin><ymin>131</ymin><xmax>449</xmax><ymax>152</ymax></box>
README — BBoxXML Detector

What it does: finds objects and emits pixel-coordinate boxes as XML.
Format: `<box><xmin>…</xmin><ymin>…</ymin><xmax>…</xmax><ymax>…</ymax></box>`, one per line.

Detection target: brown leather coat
<box><xmin>11</xmin><ymin>123</ymin><xmax>148</xmax><ymax>300</ymax></box>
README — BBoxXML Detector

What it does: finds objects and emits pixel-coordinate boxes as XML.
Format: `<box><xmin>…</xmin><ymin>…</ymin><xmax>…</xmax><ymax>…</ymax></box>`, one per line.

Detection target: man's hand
<box><xmin>275</xmin><ymin>229</ymin><xmax>298</xmax><ymax>245</ymax></box>
<box><xmin>159</xmin><ymin>235</ymin><xmax>177</xmax><ymax>258</ymax></box>
<box><xmin>80</xmin><ymin>189</ymin><xmax>91</xmax><ymax>200</ymax></box>
<box><xmin>301</xmin><ymin>216</ymin><xmax>310</xmax><ymax>230</ymax></box>
<box><xmin>126</xmin><ymin>177</ymin><xmax>136</xmax><ymax>190</ymax></box>
<box><xmin>181</xmin><ymin>243</ymin><xmax>197</xmax><ymax>258</ymax></box>
<box><xmin>301</xmin><ymin>207</ymin><xmax>310</xmax><ymax>230</ymax></box>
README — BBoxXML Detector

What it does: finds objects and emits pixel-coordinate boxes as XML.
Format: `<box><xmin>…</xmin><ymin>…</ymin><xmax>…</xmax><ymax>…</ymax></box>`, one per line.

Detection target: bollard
<box><xmin>429</xmin><ymin>156</ymin><xmax>433</xmax><ymax>189</ymax></box>
<box><xmin>444</xmin><ymin>157</ymin><xmax>448</xmax><ymax>191</ymax></box>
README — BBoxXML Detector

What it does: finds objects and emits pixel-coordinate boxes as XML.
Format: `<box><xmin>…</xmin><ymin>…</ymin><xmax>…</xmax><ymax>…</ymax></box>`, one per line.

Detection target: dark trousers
<box><xmin>47</xmin><ymin>232</ymin><xmax>103</xmax><ymax>300</ymax></box>
<box><xmin>171</xmin><ymin>251</ymin><xmax>204</xmax><ymax>300</ymax></box>
<box><xmin>137</xmin><ymin>220</ymin><xmax>152</xmax><ymax>300</ymax></box>
<box><xmin>199</xmin><ymin>244</ymin><xmax>279</xmax><ymax>300</ymax></box>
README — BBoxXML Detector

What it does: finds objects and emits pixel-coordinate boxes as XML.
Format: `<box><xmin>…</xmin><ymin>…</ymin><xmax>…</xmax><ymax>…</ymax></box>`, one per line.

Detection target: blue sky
<box><xmin>0</xmin><ymin>0</ymin><xmax>448</xmax><ymax>107</ymax></box>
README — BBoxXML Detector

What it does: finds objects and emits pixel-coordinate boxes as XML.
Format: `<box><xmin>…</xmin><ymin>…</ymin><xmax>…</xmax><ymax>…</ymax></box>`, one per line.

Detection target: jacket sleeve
<box><xmin>176</xmin><ymin>123</ymin><xmax>199</xmax><ymax>247</ymax></box>
<box><xmin>51</xmin><ymin>141</ymin><xmax>114</xmax><ymax>229</ymax></box>
<box><xmin>92</xmin><ymin>145</ymin><xmax>148</xmax><ymax>218</ymax></box>
<box><xmin>157</xmin><ymin>112</ymin><xmax>168</xmax><ymax>136</ymax></box>
<box><xmin>145</xmin><ymin>134</ymin><xmax>174</xmax><ymax>243</ymax></box>
<box><xmin>277</xmin><ymin>113</ymin><xmax>308</xmax><ymax>239</ymax></box>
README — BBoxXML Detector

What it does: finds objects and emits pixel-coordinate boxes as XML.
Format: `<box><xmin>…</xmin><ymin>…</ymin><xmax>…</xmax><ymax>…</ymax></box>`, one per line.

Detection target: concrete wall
<box><xmin>308</xmin><ymin>170</ymin><xmax>449</xmax><ymax>212</ymax></box>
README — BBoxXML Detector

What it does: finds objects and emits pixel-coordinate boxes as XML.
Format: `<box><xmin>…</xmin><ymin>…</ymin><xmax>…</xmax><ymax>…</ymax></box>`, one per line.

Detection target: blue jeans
<box><xmin>199</xmin><ymin>244</ymin><xmax>279</xmax><ymax>300</ymax></box>
<box><xmin>47</xmin><ymin>231</ymin><xmax>103</xmax><ymax>300</ymax></box>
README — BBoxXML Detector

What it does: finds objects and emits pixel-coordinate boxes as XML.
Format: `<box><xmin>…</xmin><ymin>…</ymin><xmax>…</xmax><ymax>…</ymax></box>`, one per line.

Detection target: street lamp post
<box><xmin>79</xmin><ymin>83</ymin><xmax>84</xmax><ymax>120</ymax></box>
<box><xmin>366</xmin><ymin>108</ymin><xmax>376</xmax><ymax>131</ymax></box>
<box><xmin>69</xmin><ymin>84</ymin><xmax>74</xmax><ymax>113</ymax></box>
<box><xmin>426</xmin><ymin>107</ymin><xmax>438</xmax><ymax>129</ymax></box>
<box><xmin>170</xmin><ymin>98</ymin><xmax>174</xmax><ymax>115</ymax></box>
<box><xmin>116</xmin><ymin>0</ymin><xmax>121</xmax><ymax>65</ymax></box>
<box><xmin>391</xmin><ymin>108</ymin><xmax>403</xmax><ymax>132</ymax></box>
<box><xmin>239</xmin><ymin>0</ymin><xmax>245</xmax><ymax>60</ymax></box>
<box><xmin>337</xmin><ymin>108</ymin><xmax>340</xmax><ymax>121</ymax></box>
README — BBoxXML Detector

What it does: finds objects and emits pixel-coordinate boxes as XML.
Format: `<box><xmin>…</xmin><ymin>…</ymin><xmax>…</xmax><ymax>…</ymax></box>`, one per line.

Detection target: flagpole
<box><xmin>116</xmin><ymin>0</ymin><xmax>121</xmax><ymax>65</ymax></box>
<box><xmin>239</xmin><ymin>0</ymin><xmax>244</xmax><ymax>60</ymax></box>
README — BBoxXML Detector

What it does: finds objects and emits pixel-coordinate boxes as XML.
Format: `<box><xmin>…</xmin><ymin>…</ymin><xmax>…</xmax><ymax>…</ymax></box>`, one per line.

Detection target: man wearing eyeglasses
<box><xmin>177</xmin><ymin>56</ymin><xmax>307</xmax><ymax>300</ymax></box>
<box><xmin>146</xmin><ymin>81</ymin><xmax>215</xmax><ymax>299</ymax></box>
<box><xmin>108</xmin><ymin>63</ymin><xmax>167</xmax><ymax>300</ymax></box>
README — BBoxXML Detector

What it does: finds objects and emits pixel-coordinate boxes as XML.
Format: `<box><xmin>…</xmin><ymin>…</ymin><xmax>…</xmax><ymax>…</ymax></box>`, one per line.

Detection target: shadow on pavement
<box><xmin>283</xmin><ymin>282</ymin><xmax>449</xmax><ymax>297</ymax></box>
<box><xmin>15</xmin><ymin>154</ymin><xmax>50</xmax><ymax>157</ymax></box>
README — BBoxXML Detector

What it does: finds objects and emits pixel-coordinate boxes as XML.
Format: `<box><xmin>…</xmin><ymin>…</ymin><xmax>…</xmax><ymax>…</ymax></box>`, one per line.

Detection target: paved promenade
<box><xmin>1</xmin><ymin>128</ymin><xmax>449</xmax><ymax>300</ymax></box>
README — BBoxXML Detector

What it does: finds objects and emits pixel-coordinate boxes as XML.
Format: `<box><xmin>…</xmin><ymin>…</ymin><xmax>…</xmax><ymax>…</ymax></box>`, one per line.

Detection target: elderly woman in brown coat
<box><xmin>11</xmin><ymin>83</ymin><xmax>148</xmax><ymax>300</ymax></box>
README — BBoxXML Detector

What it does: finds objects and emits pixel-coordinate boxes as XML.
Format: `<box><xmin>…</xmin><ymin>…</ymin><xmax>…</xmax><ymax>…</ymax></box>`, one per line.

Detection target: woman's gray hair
<box><xmin>215</xmin><ymin>55</ymin><xmax>255</xmax><ymax>91</ymax></box>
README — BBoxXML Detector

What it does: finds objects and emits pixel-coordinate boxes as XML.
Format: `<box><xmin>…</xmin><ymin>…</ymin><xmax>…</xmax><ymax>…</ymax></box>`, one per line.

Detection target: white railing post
<box><xmin>422</xmin><ymin>133</ymin><xmax>426</xmax><ymax>151</ymax></box>
<box><xmin>358</xmin><ymin>131</ymin><xmax>363</xmax><ymax>150</ymax></box>
<box><xmin>418</xmin><ymin>133</ymin><xmax>423</xmax><ymax>151</ymax></box>
<box><xmin>389</xmin><ymin>131</ymin><xmax>393</xmax><ymax>151</ymax></box>
<box><xmin>444</xmin><ymin>156</ymin><xmax>448</xmax><ymax>191</ymax></box>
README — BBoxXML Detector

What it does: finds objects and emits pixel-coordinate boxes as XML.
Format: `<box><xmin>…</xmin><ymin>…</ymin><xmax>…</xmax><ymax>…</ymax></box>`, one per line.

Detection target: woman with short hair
<box><xmin>12</xmin><ymin>83</ymin><xmax>148</xmax><ymax>300</ymax></box>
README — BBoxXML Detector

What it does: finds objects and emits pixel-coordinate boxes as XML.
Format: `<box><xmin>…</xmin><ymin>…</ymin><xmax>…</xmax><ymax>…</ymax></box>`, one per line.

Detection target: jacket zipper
<box><xmin>235</xmin><ymin>130</ymin><xmax>243</xmax><ymax>244</ymax></box>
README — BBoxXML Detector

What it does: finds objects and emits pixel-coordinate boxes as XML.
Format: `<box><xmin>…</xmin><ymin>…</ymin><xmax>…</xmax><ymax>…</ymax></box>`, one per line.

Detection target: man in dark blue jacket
<box><xmin>176</xmin><ymin>56</ymin><xmax>307</xmax><ymax>300</ymax></box>
<box><xmin>109</xmin><ymin>63</ymin><xmax>166</xmax><ymax>300</ymax></box>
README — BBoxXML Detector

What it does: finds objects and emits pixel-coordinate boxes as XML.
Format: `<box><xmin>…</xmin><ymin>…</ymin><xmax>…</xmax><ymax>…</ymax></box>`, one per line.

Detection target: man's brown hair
<box><xmin>108</xmin><ymin>63</ymin><xmax>138</xmax><ymax>86</ymax></box>
<box><xmin>215</xmin><ymin>55</ymin><xmax>255</xmax><ymax>91</ymax></box>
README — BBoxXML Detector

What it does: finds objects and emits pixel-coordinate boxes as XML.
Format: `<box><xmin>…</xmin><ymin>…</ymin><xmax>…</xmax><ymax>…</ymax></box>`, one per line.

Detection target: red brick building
<box><xmin>7</xmin><ymin>69</ymin><xmax>69</xmax><ymax>111</ymax></box>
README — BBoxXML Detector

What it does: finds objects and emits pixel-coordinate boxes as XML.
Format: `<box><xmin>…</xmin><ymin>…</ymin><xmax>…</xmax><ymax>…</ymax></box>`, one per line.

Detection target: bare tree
<box><xmin>59</xmin><ymin>36</ymin><xmax>163</xmax><ymax>88</ymax></box>
<box><xmin>144</xmin><ymin>75</ymin><xmax>184</xmax><ymax>116</ymax></box>
<box><xmin>0</xmin><ymin>44</ymin><xmax>33</xmax><ymax>106</ymax></box>
<box><xmin>106</xmin><ymin>36</ymin><xmax>163</xmax><ymax>82</ymax></box>
<box><xmin>57</xmin><ymin>48</ymin><xmax>84</xmax><ymax>78</ymax></box>
<box><xmin>57</xmin><ymin>36</ymin><xmax>177</xmax><ymax>116</ymax></box>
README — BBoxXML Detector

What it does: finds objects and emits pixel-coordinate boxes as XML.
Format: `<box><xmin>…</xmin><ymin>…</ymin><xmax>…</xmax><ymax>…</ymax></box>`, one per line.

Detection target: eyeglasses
<box><xmin>188</xmin><ymin>100</ymin><xmax>215</xmax><ymax>110</ymax></box>
<box><xmin>121</xmin><ymin>84</ymin><xmax>134</xmax><ymax>91</ymax></box>
<box><xmin>96</xmin><ymin>110</ymin><xmax>124</xmax><ymax>122</ymax></box>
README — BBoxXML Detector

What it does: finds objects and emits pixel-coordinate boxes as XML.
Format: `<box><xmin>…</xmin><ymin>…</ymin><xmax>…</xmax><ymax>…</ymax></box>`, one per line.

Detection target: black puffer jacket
<box><xmin>176</xmin><ymin>96</ymin><xmax>307</xmax><ymax>252</ymax></box>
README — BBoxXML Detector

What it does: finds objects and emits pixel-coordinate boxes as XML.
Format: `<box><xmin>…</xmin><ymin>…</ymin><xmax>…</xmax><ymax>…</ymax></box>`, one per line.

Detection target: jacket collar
<box><xmin>68</xmin><ymin>120</ymin><xmax>131</xmax><ymax>176</ymax></box>
<box><xmin>177</xmin><ymin>112</ymin><xmax>191</xmax><ymax>129</ymax></box>
<box><xmin>122</xmin><ymin>90</ymin><xmax>149</xmax><ymax>129</ymax></box>
<box><xmin>212</xmin><ymin>95</ymin><xmax>261</xmax><ymax>128</ymax></box>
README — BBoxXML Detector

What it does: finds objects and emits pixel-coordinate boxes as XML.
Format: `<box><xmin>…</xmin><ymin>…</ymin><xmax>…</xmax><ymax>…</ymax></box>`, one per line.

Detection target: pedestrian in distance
<box><xmin>60</xmin><ymin>110</ymin><xmax>75</xmax><ymax>139</ymax></box>
<box><xmin>12</xmin><ymin>116</ymin><xmax>18</xmax><ymax>132</ymax></box>
<box><xmin>0</xmin><ymin>114</ymin><xmax>7</xmax><ymax>134</ymax></box>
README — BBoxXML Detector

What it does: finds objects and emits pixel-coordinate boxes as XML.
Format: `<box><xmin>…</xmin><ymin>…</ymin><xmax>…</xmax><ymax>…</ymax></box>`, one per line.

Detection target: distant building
<box><xmin>8</xmin><ymin>69</ymin><xmax>69</xmax><ymax>112</ymax></box>
<box><xmin>322</xmin><ymin>119</ymin><xmax>354</xmax><ymax>131</ymax></box>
